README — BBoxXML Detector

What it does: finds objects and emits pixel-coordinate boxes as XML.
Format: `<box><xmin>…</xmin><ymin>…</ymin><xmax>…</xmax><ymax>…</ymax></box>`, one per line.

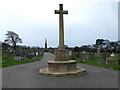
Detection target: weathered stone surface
<box><xmin>0</xmin><ymin>50</ymin><xmax>1</xmax><ymax>56</ymax></box>
<box><xmin>55</xmin><ymin>49</ymin><xmax>69</xmax><ymax>61</ymax></box>
<box><xmin>88</xmin><ymin>52</ymin><xmax>95</xmax><ymax>60</ymax></box>
<box><xmin>80</xmin><ymin>53</ymin><xmax>86</xmax><ymax>61</ymax></box>
<box><xmin>14</xmin><ymin>56</ymin><xmax>24</xmax><ymax>60</ymax></box>
<box><xmin>55</xmin><ymin>4</ymin><xmax>68</xmax><ymax>50</ymax></box>
<box><xmin>97</xmin><ymin>48</ymin><xmax>100</xmax><ymax>57</ymax></box>
<box><xmin>48</xmin><ymin>60</ymin><xmax>76</xmax><ymax>72</ymax></box>
<box><xmin>2</xmin><ymin>50</ymin><xmax>9</xmax><ymax>59</ymax></box>
<box><xmin>98</xmin><ymin>59</ymin><xmax>104</xmax><ymax>65</ymax></box>
<box><xmin>98</xmin><ymin>52</ymin><xmax>104</xmax><ymax>65</ymax></box>
<box><xmin>117</xmin><ymin>53</ymin><xmax>120</xmax><ymax>60</ymax></box>
<box><xmin>108</xmin><ymin>59</ymin><xmax>115</xmax><ymax>65</ymax></box>
<box><xmin>72</xmin><ymin>52</ymin><xmax>77</xmax><ymax>60</ymax></box>
<box><xmin>39</xmin><ymin>67</ymin><xmax>86</xmax><ymax>76</ymax></box>
<box><xmin>101</xmin><ymin>52</ymin><xmax>110</xmax><ymax>60</ymax></box>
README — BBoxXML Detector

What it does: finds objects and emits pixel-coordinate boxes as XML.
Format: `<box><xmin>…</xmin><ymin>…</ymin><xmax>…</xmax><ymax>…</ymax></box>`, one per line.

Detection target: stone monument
<box><xmin>97</xmin><ymin>48</ymin><xmax>104</xmax><ymax>65</ymax></box>
<box><xmin>45</xmin><ymin>39</ymin><xmax>47</xmax><ymax>49</ymax></box>
<box><xmin>39</xmin><ymin>4</ymin><xmax>86</xmax><ymax>76</ymax></box>
<box><xmin>44</xmin><ymin>39</ymin><xmax>48</xmax><ymax>52</ymax></box>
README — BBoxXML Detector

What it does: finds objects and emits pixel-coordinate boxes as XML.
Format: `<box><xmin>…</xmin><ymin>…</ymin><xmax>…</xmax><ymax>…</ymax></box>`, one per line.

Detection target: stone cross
<box><xmin>55</xmin><ymin>4</ymin><xmax>68</xmax><ymax>50</ymax></box>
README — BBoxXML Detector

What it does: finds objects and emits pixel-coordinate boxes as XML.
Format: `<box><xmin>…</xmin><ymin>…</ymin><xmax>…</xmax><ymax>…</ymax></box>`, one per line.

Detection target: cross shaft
<box><xmin>55</xmin><ymin>4</ymin><xmax>68</xmax><ymax>50</ymax></box>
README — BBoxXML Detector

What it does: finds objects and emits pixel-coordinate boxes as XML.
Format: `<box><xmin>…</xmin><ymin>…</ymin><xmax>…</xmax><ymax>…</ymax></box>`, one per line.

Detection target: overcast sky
<box><xmin>0</xmin><ymin>0</ymin><xmax>118</xmax><ymax>48</ymax></box>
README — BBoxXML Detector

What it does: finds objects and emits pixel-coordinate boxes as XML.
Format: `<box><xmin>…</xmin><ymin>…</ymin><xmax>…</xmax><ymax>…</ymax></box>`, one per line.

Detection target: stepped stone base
<box><xmin>39</xmin><ymin>60</ymin><xmax>86</xmax><ymax>76</ymax></box>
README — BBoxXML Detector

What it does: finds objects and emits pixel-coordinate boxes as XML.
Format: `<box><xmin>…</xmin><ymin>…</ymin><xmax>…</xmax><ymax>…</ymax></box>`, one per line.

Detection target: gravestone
<box><xmin>36</xmin><ymin>52</ymin><xmax>38</xmax><ymax>56</ymax></box>
<box><xmin>80</xmin><ymin>53</ymin><xmax>86</xmax><ymax>62</ymax></box>
<box><xmin>97</xmin><ymin>48</ymin><xmax>100</xmax><ymax>57</ymax></box>
<box><xmin>106</xmin><ymin>57</ymin><xmax>111</xmax><ymax>64</ymax></box>
<box><xmin>39</xmin><ymin>4</ymin><xmax>86</xmax><ymax>75</ymax></box>
<box><xmin>14</xmin><ymin>56</ymin><xmax>24</xmax><ymax>60</ymax></box>
<box><xmin>26</xmin><ymin>54</ymin><xmax>35</xmax><ymax>59</ymax></box>
<box><xmin>108</xmin><ymin>59</ymin><xmax>115</xmax><ymax>65</ymax></box>
<box><xmin>0</xmin><ymin>50</ymin><xmax>1</xmax><ymax>56</ymax></box>
<box><xmin>76</xmin><ymin>52</ymin><xmax>80</xmax><ymax>58</ymax></box>
<box><xmin>69</xmin><ymin>50</ymin><xmax>72</xmax><ymax>56</ymax></box>
<box><xmin>97</xmin><ymin>50</ymin><xmax>104</xmax><ymax>65</ymax></box>
<box><xmin>117</xmin><ymin>53</ymin><xmax>120</xmax><ymax>65</ymax></box>
<box><xmin>106</xmin><ymin>52</ymin><xmax>110</xmax><ymax>64</ymax></box>
<box><xmin>85</xmin><ymin>52</ymin><xmax>90</xmax><ymax>60</ymax></box>
<box><xmin>39</xmin><ymin>52</ymin><xmax>44</xmax><ymax>55</ymax></box>
<box><xmin>88</xmin><ymin>52</ymin><xmax>95</xmax><ymax>60</ymax></box>
<box><xmin>101</xmin><ymin>52</ymin><xmax>107</xmax><ymax>60</ymax></box>
<box><xmin>15</xmin><ymin>50</ymin><xmax>21</xmax><ymax>56</ymax></box>
<box><xmin>2</xmin><ymin>50</ymin><xmax>9</xmax><ymax>59</ymax></box>
<box><xmin>72</xmin><ymin>52</ymin><xmax>77</xmax><ymax>60</ymax></box>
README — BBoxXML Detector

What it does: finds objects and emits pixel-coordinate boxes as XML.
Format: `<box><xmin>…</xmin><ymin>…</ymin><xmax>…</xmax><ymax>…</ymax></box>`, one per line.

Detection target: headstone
<box><xmin>98</xmin><ymin>52</ymin><xmax>104</xmax><ymax>65</ymax></box>
<box><xmin>76</xmin><ymin>52</ymin><xmax>80</xmax><ymax>58</ymax></box>
<box><xmin>69</xmin><ymin>51</ymin><xmax>72</xmax><ymax>56</ymax></box>
<box><xmin>117</xmin><ymin>53</ymin><xmax>120</xmax><ymax>65</ymax></box>
<box><xmin>108</xmin><ymin>59</ymin><xmax>115</xmax><ymax>65</ymax></box>
<box><xmin>111</xmin><ymin>53</ymin><xmax>115</xmax><ymax>57</ymax></box>
<box><xmin>101</xmin><ymin>52</ymin><xmax>107</xmax><ymax>60</ymax></box>
<box><xmin>97</xmin><ymin>48</ymin><xmax>100</xmax><ymax>57</ymax></box>
<box><xmin>15</xmin><ymin>50</ymin><xmax>21</xmax><ymax>56</ymax></box>
<box><xmin>36</xmin><ymin>52</ymin><xmax>38</xmax><ymax>56</ymax></box>
<box><xmin>10</xmin><ymin>50</ymin><xmax>13</xmax><ymax>53</ymax></box>
<box><xmin>14</xmin><ymin>56</ymin><xmax>24</xmax><ymax>60</ymax></box>
<box><xmin>39</xmin><ymin>52</ymin><xmax>44</xmax><ymax>55</ymax></box>
<box><xmin>88</xmin><ymin>52</ymin><xmax>95</xmax><ymax>60</ymax></box>
<box><xmin>26</xmin><ymin>54</ymin><xmax>35</xmax><ymax>59</ymax></box>
<box><xmin>0</xmin><ymin>50</ymin><xmax>1</xmax><ymax>56</ymax></box>
<box><xmin>85</xmin><ymin>52</ymin><xmax>89</xmax><ymax>60</ymax></box>
<box><xmin>2</xmin><ymin>50</ymin><xmax>9</xmax><ymax>58</ymax></box>
<box><xmin>34</xmin><ymin>57</ymin><xmax>39</xmax><ymax>60</ymax></box>
<box><xmin>106</xmin><ymin>57</ymin><xmax>111</xmax><ymax>64</ymax></box>
<box><xmin>72</xmin><ymin>52</ymin><xmax>77</xmax><ymax>60</ymax></box>
<box><xmin>80</xmin><ymin>52</ymin><xmax>86</xmax><ymax>62</ymax></box>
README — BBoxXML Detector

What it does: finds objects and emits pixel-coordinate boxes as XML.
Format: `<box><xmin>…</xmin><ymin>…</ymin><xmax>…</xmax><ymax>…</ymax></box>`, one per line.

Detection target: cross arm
<box><xmin>55</xmin><ymin>10</ymin><xmax>68</xmax><ymax>14</ymax></box>
<box><xmin>55</xmin><ymin>10</ymin><xmax>60</xmax><ymax>14</ymax></box>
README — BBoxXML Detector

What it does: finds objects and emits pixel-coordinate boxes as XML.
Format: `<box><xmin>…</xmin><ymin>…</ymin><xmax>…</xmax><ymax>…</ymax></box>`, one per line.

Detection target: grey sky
<box><xmin>0</xmin><ymin>0</ymin><xmax>118</xmax><ymax>48</ymax></box>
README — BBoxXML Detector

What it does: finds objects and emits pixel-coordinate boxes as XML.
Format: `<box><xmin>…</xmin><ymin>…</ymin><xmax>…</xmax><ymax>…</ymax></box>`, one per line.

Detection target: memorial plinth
<box><xmin>39</xmin><ymin>4</ymin><xmax>86</xmax><ymax>76</ymax></box>
<box><xmin>55</xmin><ymin>49</ymin><xmax>69</xmax><ymax>61</ymax></box>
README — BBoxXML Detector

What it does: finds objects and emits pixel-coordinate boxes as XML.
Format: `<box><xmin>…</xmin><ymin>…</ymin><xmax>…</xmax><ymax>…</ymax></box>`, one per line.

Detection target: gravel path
<box><xmin>2</xmin><ymin>53</ymin><xmax>118</xmax><ymax>88</ymax></box>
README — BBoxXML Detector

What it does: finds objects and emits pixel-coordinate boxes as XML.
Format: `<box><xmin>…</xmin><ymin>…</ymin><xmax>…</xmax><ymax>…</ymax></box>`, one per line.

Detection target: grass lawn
<box><xmin>2</xmin><ymin>55</ymin><xmax>43</xmax><ymax>67</ymax></box>
<box><xmin>70</xmin><ymin>54</ymin><xmax>120</xmax><ymax>70</ymax></box>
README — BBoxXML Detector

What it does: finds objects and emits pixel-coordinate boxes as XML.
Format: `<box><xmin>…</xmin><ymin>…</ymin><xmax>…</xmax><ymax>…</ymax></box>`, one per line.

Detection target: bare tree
<box><xmin>4</xmin><ymin>31</ymin><xmax>22</xmax><ymax>50</ymax></box>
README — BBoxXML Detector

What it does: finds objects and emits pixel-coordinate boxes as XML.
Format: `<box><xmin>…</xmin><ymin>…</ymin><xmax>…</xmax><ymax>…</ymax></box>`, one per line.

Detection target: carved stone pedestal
<box><xmin>55</xmin><ymin>49</ymin><xmax>69</xmax><ymax>61</ymax></box>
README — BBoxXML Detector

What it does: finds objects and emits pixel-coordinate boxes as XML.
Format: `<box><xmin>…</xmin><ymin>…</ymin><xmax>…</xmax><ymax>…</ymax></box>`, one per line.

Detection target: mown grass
<box><xmin>70</xmin><ymin>54</ymin><xmax>120</xmax><ymax>70</ymax></box>
<box><xmin>2</xmin><ymin>55</ymin><xmax>43</xmax><ymax>67</ymax></box>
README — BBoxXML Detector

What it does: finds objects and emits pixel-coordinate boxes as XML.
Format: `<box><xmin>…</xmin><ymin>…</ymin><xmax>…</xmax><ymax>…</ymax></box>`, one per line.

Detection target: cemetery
<box><xmin>70</xmin><ymin>50</ymin><xmax>120</xmax><ymax>70</ymax></box>
<box><xmin>0</xmin><ymin>2</ymin><xmax>119</xmax><ymax>88</ymax></box>
<box><xmin>2</xmin><ymin>47</ymin><xmax>43</xmax><ymax>67</ymax></box>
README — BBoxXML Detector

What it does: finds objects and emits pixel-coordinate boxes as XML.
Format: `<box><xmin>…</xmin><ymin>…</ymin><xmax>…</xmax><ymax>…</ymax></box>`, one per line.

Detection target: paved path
<box><xmin>2</xmin><ymin>53</ymin><xmax>118</xmax><ymax>88</ymax></box>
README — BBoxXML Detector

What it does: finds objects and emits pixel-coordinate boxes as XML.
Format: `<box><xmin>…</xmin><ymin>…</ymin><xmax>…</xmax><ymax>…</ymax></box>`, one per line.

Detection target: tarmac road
<box><xmin>2</xmin><ymin>53</ymin><xmax>118</xmax><ymax>88</ymax></box>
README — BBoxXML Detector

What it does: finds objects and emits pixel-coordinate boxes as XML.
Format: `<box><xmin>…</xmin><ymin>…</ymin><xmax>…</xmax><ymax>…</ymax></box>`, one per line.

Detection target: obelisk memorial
<box><xmin>39</xmin><ymin>4</ymin><xmax>86</xmax><ymax>75</ymax></box>
<box><xmin>44</xmin><ymin>39</ymin><xmax>48</xmax><ymax>52</ymax></box>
